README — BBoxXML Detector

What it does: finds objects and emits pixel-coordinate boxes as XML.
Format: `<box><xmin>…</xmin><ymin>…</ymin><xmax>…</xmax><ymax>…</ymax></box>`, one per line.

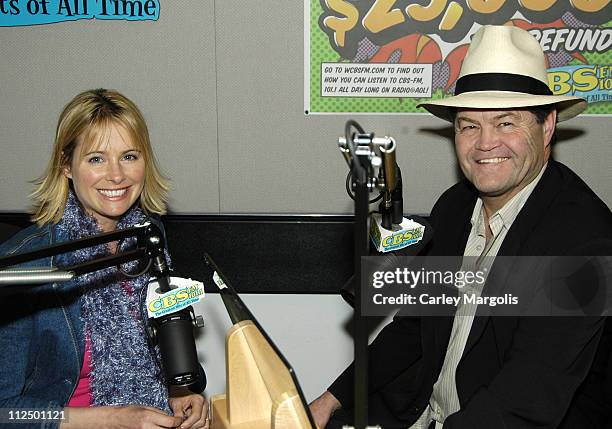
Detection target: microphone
<box><xmin>340</xmin><ymin>216</ymin><xmax>432</xmax><ymax>308</ymax></box>
<box><xmin>340</xmin><ymin>161</ymin><xmax>430</xmax><ymax>307</ymax></box>
<box><xmin>146</xmin><ymin>276</ymin><xmax>207</xmax><ymax>393</ymax></box>
<box><xmin>379</xmin><ymin>137</ymin><xmax>397</xmax><ymax>230</ymax></box>
<box><xmin>335</xmin><ymin>122</ymin><xmax>433</xmax><ymax>307</ymax></box>
<box><xmin>370</xmin><ymin>161</ymin><xmax>425</xmax><ymax>253</ymax></box>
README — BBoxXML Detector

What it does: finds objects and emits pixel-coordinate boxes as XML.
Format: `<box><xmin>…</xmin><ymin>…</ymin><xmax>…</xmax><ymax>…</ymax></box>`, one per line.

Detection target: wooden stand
<box><xmin>210</xmin><ymin>321</ymin><xmax>313</xmax><ymax>429</ymax></box>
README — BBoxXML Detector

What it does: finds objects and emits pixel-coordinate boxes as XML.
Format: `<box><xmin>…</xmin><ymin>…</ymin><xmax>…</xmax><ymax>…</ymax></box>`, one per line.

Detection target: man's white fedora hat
<box><xmin>417</xmin><ymin>25</ymin><xmax>587</xmax><ymax>122</ymax></box>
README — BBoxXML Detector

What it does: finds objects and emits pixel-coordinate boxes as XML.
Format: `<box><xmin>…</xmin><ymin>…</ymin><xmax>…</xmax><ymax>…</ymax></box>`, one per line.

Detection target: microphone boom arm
<box><xmin>0</xmin><ymin>222</ymin><xmax>169</xmax><ymax>289</ymax></box>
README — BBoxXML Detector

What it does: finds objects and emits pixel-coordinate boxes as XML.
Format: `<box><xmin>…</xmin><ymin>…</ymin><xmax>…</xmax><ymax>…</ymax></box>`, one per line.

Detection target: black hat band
<box><xmin>455</xmin><ymin>73</ymin><xmax>553</xmax><ymax>96</ymax></box>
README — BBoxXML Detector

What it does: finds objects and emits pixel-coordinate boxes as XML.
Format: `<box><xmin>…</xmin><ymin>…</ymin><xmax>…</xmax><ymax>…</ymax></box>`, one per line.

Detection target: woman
<box><xmin>0</xmin><ymin>89</ymin><xmax>209</xmax><ymax>429</ymax></box>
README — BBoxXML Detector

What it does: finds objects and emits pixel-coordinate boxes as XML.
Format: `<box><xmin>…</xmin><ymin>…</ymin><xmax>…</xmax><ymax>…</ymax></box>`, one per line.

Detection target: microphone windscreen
<box><xmin>340</xmin><ymin>216</ymin><xmax>433</xmax><ymax>308</ymax></box>
<box><xmin>370</xmin><ymin>214</ymin><xmax>426</xmax><ymax>253</ymax></box>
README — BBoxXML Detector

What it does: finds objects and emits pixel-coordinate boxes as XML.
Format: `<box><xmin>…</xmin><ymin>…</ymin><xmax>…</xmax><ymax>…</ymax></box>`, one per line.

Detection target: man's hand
<box><xmin>169</xmin><ymin>393</ymin><xmax>209</xmax><ymax>429</ymax></box>
<box><xmin>309</xmin><ymin>391</ymin><xmax>341</xmax><ymax>429</ymax></box>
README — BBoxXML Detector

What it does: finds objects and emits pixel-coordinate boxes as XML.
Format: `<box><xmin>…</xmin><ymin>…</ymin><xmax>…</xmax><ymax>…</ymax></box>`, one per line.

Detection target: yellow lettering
<box><xmin>148</xmin><ymin>298</ymin><xmax>162</xmax><ymax>312</ymax></box>
<box><xmin>548</xmin><ymin>71</ymin><xmax>572</xmax><ymax>95</ymax></box>
<box><xmin>466</xmin><ymin>0</ymin><xmax>505</xmax><ymax>13</ymax></box>
<box><xmin>406</xmin><ymin>0</ymin><xmax>447</xmax><ymax>22</ymax></box>
<box><xmin>519</xmin><ymin>0</ymin><xmax>557</xmax><ymax>11</ymax></box>
<box><xmin>570</xmin><ymin>0</ymin><xmax>610</xmax><ymax>13</ymax></box>
<box><xmin>322</xmin><ymin>0</ymin><xmax>359</xmax><ymax>48</ymax></box>
<box><xmin>162</xmin><ymin>295</ymin><xmax>177</xmax><ymax>308</ymax></box>
<box><xmin>383</xmin><ymin>236</ymin><xmax>393</xmax><ymax>246</ymax></box>
<box><xmin>176</xmin><ymin>290</ymin><xmax>189</xmax><ymax>302</ymax></box>
<box><xmin>573</xmin><ymin>67</ymin><xmax>598</xmax><ymax>92</ymax></box>
<box><xmin>439</xmin><ymin>1</ymin><xmax>463</xmax><ymax>30</ymax></box>
<box><xmin>363</xmin><ymin>0</ymin><xmax>406</xmax><ymax>33</ymax></box>
<box><xmin>392</xmin><ymin>234</ymin><xmax>403</xmax><ymax>245</ymax></box>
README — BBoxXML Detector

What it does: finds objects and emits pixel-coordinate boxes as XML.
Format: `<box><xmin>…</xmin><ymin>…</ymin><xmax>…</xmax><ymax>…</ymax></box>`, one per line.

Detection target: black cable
<box><xmin>115</xmin><ymin>236</ymin><xmax>153</xmax><ymax>278</ymax></box>
<box><xmin>119</xmin><ymin>257</ymin><xmax>153</xmax><ymax>278</ymax></box>
<box><xmin>345</xmin><ymin>170</ymin><xmax>384</xmax><ymax>203</ymax></box>
<box><xmin>345</xmin><ymin>120</ymin><xmax>365</xmax><ymax>176</ymax></box>
<box><xmin>343</xmin><ymin>120</ymin><xmax>384</xmax><ymax>204</ymax></box>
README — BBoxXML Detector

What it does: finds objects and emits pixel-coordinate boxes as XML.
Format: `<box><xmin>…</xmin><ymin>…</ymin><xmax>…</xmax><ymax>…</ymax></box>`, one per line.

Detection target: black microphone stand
<box><xmin>352</xmin><ymin>140</ymin><xmax>371</xmax><ymax>429</ymax></box>
<box><xmin>0</xmin><ymin>222</ymin><xmax>205</xmax><ymax>391</ymax></box>
<box><xmin>340</xmin><ymin>120</ymin><xmax>398</xmax><ymax>429</ymax></box>
<box><xmin>339</xmin><ymin>120</ymin><xmax>376</xmax><ymax>429</ymax></box>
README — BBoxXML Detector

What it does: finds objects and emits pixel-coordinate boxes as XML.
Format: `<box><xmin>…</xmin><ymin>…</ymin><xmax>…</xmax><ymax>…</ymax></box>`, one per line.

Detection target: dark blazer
<box><xmin>329</xmin><ymin>160</ymin><xmax>612</xmax><ymax>428</ymax></box>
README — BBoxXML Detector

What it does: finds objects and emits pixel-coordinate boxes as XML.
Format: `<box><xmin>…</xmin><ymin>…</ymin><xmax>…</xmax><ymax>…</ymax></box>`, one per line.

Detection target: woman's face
<box><xmin>64</xmin><ymin>123</ymin><xmax>145</xmax><ymax>232</ymax></box>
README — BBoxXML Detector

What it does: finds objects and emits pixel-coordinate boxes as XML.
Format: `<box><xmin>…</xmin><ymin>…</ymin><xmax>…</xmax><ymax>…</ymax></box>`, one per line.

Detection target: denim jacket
<box><xmin>0</xmin><ymin>222</ymin><xmax>84</xmax><ymax>429</ymax></box>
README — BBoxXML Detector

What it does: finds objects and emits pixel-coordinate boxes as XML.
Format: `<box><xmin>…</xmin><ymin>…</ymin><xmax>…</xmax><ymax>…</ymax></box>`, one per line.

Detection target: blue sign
<box><xmin>0</xmin><ymin>0</ymin><xmax>159</xmax><ymax>26</ymax></box>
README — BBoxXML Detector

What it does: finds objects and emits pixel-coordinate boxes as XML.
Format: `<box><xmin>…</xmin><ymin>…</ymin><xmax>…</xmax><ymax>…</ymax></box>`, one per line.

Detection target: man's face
<box><xmin>454</xmin><ymin>108</ymin><xmax>555</xmax><ymax>208</ymax></box>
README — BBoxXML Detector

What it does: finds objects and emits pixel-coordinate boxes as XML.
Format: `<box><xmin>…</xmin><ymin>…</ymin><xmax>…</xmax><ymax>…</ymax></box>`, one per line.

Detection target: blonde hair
<box><xmin>30</xmin><ymin>89</ymin><xmax>169</xmax><ymax>225</ymax></box>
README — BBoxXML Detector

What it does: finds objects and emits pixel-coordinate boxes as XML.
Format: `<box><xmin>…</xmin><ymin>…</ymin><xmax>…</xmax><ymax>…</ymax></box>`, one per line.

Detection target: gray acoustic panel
<box><xmin>0</xmin><ymin>1</ymin><xmax>609</xmax><ymax>216</ymax></box>
<box><xmin>214</xmin><ymin>0</ymin><xmax>457</xmax><ymax>214</ymax></box>
<box><xmin>0</xmin><ymin>1</ymin><xmax>219</xmax><ymax>213</ymax></box>
<box><xmin>554</xmin><ymin>117</ymin><xmax>612</xmax><ymax>206</ymax></box>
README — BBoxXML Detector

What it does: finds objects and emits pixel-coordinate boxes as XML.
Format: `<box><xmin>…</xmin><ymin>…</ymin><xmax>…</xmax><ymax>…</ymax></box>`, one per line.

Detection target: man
<box><xmin>310</xmin><ymin>25</ymin><xmax>612</xmax><ymax>428</ymax></box>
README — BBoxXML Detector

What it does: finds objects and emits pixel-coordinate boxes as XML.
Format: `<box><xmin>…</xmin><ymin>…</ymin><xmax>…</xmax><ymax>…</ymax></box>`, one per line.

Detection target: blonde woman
<box><xmin>0</xmin><ymin>89</ymin><xmax>209</xmax><ymax>429</ymax></box>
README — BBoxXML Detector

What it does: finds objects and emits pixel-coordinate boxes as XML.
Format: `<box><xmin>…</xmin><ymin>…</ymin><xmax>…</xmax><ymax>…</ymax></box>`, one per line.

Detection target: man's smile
<box><xmin>476</xmin><ymin>157</ymin><xmax>510</xmax><ymax>165</ymax></box>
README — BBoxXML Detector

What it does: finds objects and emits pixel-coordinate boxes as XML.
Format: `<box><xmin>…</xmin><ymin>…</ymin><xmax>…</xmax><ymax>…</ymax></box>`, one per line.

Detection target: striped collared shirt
<box><xmin>410</xmin><ymin>163</ymin><xmax>547</xmax><ymax>429</ymax></box>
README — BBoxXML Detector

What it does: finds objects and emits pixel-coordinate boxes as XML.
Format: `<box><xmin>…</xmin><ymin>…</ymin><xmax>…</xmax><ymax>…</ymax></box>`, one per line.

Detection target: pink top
<box><xmin>67</xmin><ymin>337</ymin><xmax>93</xmax><ymax>407</ymax></box>
<box><xmin>68</xmin><ymin>282</ymin><xmax>133</xmax><ymax>407</ymax></box>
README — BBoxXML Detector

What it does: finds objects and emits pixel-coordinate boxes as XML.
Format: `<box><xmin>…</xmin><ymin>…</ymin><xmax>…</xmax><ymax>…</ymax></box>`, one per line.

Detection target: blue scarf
<box><xmin>56</xmin><ymin>191</ymin><xmax>170</xmax><ymax>412</ymax></box>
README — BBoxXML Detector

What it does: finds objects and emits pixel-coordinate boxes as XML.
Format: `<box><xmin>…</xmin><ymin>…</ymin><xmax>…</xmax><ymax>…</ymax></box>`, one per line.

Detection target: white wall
<box><xmin>194</xmin><ymin>294</ymin><xmax>393</xmax><ymax>402</ymax></box>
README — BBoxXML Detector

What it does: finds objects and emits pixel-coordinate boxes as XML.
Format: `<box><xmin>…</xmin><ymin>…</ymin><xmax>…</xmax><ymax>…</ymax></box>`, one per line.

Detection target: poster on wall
<box><xmin>305</xmin><ymin>0</ymin><xmax>611</xmax><ymax>115</ymax></box>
